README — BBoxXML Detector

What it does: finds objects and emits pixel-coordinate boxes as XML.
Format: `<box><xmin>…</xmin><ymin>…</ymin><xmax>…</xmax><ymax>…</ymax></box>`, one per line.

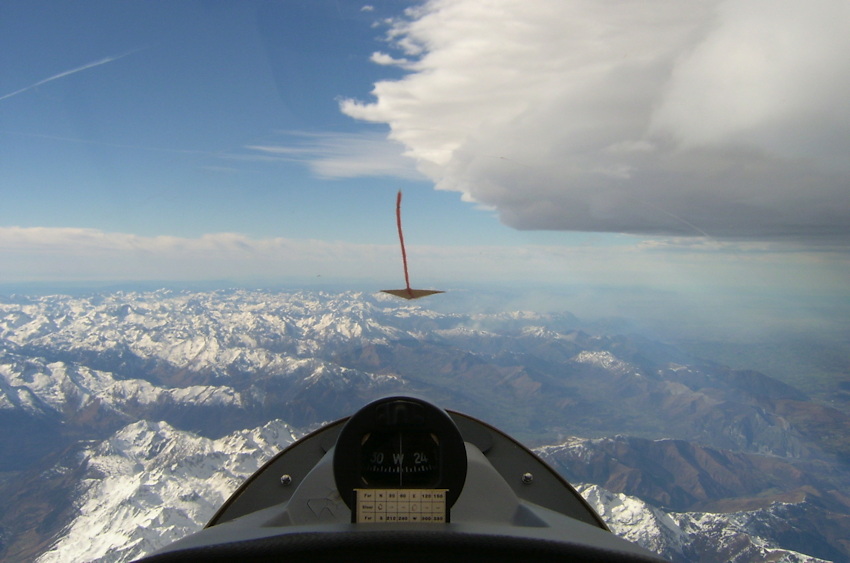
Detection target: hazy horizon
<box><xmin>2</xmin><ymin>0</ymin><xmax>849</xmax><ymax>305</ymax></box>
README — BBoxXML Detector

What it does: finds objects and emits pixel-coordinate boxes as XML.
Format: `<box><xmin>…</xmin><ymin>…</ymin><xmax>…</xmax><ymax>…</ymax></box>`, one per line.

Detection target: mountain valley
<box><xmin>1</xmin><ymin>289</ymin><xmax>848</xmax><ymax>562</ymax></box>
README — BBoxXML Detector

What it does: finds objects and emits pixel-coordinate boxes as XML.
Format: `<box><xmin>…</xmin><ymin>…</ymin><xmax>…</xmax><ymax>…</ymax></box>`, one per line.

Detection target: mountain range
<box><xmin>1</xmin><ymin>289</ymin><xmax>848</xmax><ymax>562</ymax></box>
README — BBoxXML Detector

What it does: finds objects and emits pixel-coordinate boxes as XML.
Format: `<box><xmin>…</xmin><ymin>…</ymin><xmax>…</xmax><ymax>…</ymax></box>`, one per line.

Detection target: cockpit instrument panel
<box><xmin>333</xmin><ymin>396</ymin><xmax>467</xmax><ymax>523</ymax></box>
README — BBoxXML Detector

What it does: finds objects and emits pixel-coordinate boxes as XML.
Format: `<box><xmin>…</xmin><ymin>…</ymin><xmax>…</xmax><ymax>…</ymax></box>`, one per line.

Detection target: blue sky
<box><xmin>1</xmin><ymin>2</ymin><xmax>428</xmax><ymax>239</ymax></box>
<box><xmin>2</xmin><ymin>0</ymin><xmax>849</xmax><ymax>310</ymax></box>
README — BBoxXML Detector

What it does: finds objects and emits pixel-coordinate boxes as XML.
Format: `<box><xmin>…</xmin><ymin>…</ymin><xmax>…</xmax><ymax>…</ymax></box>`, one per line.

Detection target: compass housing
<box><xmin>333</xmin><ymin>396</ymin><xmax>468</xmax><ymax>509</ymax></box>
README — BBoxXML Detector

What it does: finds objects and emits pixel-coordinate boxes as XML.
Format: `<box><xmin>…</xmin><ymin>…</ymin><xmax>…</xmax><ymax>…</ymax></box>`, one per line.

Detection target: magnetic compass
<box><xmin>333</xmin><ymin>396</ymin><xmax>467</xmax><ymax>512</ymax></box>
<box><xmin>360</xmin><ymin>430</ymin><xmax>440</xmax><ymax>487</ymax></box>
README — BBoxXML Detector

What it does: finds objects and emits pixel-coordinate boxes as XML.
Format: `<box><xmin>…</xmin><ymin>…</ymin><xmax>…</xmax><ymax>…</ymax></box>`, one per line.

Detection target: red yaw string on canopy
<box><xmin>381</xmin><ymin>190</ymin><xmax>445</xmax><ymax>300</ymax></box>
<box><xmin>396</xmin><ymin>190</ymin><xmax>413</xmax><ymax>296</ymax></box>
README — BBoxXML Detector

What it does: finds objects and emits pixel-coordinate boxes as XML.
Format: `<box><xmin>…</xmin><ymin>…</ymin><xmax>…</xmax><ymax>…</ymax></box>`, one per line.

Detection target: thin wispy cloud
<box><xmin>0</xmin><ymin>49</ymin><xmax>142</xmax><ymax>102</ymax></box>
<box><xmin>0</xmin><ymin>227</ymin><xmax>392</xmax><ymax>282</ymax></box>
<box><xmin>243</xmin><ymin>131</ymin><xmax>424</xmax><ymax>180</ymax></box>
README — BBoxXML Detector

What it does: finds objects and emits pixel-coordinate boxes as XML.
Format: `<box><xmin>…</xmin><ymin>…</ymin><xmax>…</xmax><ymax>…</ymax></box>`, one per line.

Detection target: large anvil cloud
<box><xmin>342</xmin><ymin>0</ymin><xmax>850</xmax><ymax>245</ymax></box>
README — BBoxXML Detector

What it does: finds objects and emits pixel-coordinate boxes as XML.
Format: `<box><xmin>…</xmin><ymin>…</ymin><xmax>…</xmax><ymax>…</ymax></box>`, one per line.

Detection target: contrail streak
<box><xmin>0</xmin><ymin>49</ymin><xmax>141</xmax><ymax>102</ymax></box>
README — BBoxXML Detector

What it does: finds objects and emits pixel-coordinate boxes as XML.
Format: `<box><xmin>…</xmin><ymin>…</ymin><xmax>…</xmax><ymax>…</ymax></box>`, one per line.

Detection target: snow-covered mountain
<box><xmin>1</xmin><ymin>289</ymin><xmax>848</xmax><ymax>562</ymax></box>
<box><xmin>34</xmin><ymin>419</ymin><xmax>299</xmax><ymax>563</ymax></box>
<box><xmin>0</xmin><ymin>353</ymin><xmax>242</xmax><ymax>418</ymax></box>
<box><xmin>28</xmin><ymin>420</ymin><xmax>832</xmax><ymax>563</ymax></box>
<box><xmin>539</xmin><ymin>439</ymin><xmax>850</xmax><ymax>562</ymax></box>
<box><xmin>579</xmin><ymin>485</ymin><xmax>831</xmax><ymax>563</ymax></box>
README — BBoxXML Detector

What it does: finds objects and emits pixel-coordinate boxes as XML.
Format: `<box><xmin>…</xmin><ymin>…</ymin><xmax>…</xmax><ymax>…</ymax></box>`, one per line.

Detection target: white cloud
<box><xmin>341</xmin><ymin>0</ymin><xmax>850</xmax><ymax>243</ymax></box>
<box><xmin>0</xmin><ymin>227</ymin><xmax>391</xmax><ymax>282</ymax></box>
<box><xmin>650</xmin><ymin>0</ymin><xmax>850</xmax><ymax>160</ymax></box>
<box><xmin>2</xmin><ymin>227</ymin><xmax>847</xmax><ymax>294</ymax></box>
<box><xmin>242</xmin><ymin>131</ymin><xmax>424</xmax><ymax>180</ymax></box>
<box><xmin>370</xmin><ymin>52</ymin><xmax>411</xmax><ymax>68</ymax></box>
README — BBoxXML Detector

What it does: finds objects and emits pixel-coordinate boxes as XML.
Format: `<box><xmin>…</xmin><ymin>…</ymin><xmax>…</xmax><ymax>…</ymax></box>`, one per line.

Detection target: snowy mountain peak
<box><xmin>36</xmin><ymin>419</ymin><xmax>296</xmax><ymax>563</ymax></box>
<box><xmin>578</xmin><ymin>485</ymin><xmax>830</xmax><ymax>563</ymax></box>
<box><xmin>572</xmin><ymin>350</ymin><xmax>640</xmax><ymax>376</ymax></box>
